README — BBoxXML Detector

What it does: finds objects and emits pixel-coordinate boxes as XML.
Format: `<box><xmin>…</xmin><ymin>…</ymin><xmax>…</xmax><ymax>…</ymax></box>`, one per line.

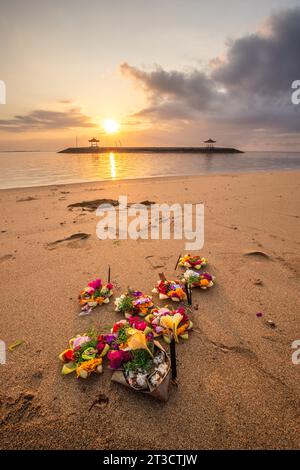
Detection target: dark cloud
<box><xmin>213</xmin><ymin>8</ymin><xmax>300</xmax><ymax>96</ymax></box>
<box><xmin>120</xmin><ymin>62</ymin><xmax>222</xmax><ymax>121</ymax></box>
<box><xmin>121</xmin><ymin>7</ymin><xmax>300</xmax><ymax>131</ymax></box>
<box><xmin>0</xmin><ymin>107</ymin><xmax>95</xmax><ymax>132</ymax></box>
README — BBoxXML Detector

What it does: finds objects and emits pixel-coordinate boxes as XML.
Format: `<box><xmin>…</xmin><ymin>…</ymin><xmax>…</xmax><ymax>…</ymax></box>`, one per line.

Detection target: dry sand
<box><xmin>0</xmin><ymin>171</ymin><xmax>299</xmax><ymax>450</ymax></box>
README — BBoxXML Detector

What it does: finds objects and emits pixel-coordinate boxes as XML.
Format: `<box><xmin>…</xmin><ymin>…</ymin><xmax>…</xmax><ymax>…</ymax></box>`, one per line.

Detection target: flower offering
<box><xmin>182</xmin><ymin>269</ymin><xmax>215</xmax><ymax>289</ymax></box>
<box><xmin>150</xmin><ymin>306</ymin><xmax>193</xmax><ymax>343</ymax></box>
<box><xmin>178</xmin><ymin>254</ymin><xmax>207</xmax><ymax>270</ymax></box>
<box><xmin>78</xmin><ymin>278</ymin><xmax>113</xmax><ymax>315</ymax></box>
<box><xmin>59</xmin><ymin>331</ymin><xmax>110</xmax><ymax>379</ymax></box>
<box><xmin>114</xmin><ymin>289</ymin><xmax>154</xmax><ymax>317</ymax></box>
<box><xmin>152</xmin><ymin>279</ymin><xmax>186</xmax><ymax>302</ymax></box>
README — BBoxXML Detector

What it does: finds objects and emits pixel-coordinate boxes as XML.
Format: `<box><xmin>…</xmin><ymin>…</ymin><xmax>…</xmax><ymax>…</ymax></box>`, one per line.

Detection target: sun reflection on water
<box><xmin>109</xmin><ymin>152</ymin><xmax>116</xmax><ymax>179</ymax></box>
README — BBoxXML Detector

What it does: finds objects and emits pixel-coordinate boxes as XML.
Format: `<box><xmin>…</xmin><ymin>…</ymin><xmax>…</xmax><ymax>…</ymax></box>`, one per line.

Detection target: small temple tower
<box><xmin>204</xmin><ymin>138</ymin><xmax>216</xmax><ymax>149</ymax></box>
<box><xmin>88</xmin><ymin>137</ymin><xmax>100</xmax><ymax>148</ymax></box>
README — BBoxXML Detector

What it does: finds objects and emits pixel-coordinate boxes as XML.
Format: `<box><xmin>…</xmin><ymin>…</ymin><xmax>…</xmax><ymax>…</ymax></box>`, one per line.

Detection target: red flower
<box><xmin>107</xmin><ymin>283</ymin><xmax>113</xmax><ymax>290</ymax></box>
<box><xmin>64</xmin><ymin>349</ymin><xmax>75</xmax><ymax>362</ymax></box>
<box><xmin>112</xmin><ymin>320</ymin><xmax>127</xmax><ymax>333</ymax></box>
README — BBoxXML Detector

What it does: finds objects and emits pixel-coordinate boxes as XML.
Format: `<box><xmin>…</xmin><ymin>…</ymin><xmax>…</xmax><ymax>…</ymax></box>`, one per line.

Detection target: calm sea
<box><xmin>0</xmin><ymin>150</ymin><xmax>299</xmax><ymax>189</ymax></box>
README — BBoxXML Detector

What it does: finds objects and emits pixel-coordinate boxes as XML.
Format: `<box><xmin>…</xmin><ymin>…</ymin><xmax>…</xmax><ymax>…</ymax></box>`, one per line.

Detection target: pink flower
<box><xmin>177</xmin><ymin>307</ymin><xmax>185</xmax><ymax>315</ymax></box>
<box><xmin>128</xmin><ymin>316</ymin><xmax>147</xmax><ymax>331</ymax></box>
<box><xmin>88</xmin><ymin>278</ymin><xmax>102</xmax><ymax>290</ymax></box>
<box><xmin>96</xmin><ymin>341</ymin><xmax>106</xmax><ymax>354</ymax></box>
<box><xmin>107</xmin><ymin>350</ymin><xmax>132</xmax><ymax>369</ymax></box>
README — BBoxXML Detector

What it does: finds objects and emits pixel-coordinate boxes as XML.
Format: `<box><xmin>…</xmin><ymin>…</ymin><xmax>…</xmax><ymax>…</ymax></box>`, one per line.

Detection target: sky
<box><xmin>0</xmin><ymin>0</ymin><xmax>300</xmax><ymax>151</ymax></box>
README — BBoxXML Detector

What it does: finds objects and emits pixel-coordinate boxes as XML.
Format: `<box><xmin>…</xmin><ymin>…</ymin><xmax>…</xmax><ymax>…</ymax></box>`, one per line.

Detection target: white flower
<box><xmin>157</xmin><ymin>362</ymin><xmax>168</xmax><ymax>377</ymax></box>
<box><xmin>150</xmin><ymin>372</ymin><xmax>162</xmax><ymax>387</ymax></box>
<box><xmin>96</xmin><ymin>364</ymin><xmax>103</xmax><ymax>374</ymax></box>
<box><xmin>152</xmin><ymin>287</ymin><xmax>158</xmax><ymax>293</ymax></box>
<box><xmin>136</xmin><ymin>373</ymin><xmax>148</xmax><ymax>388</ymax></box>
<box><xmin>184</xmin><ymin>269</ymin><xmax>199</xmax><ymax>281</ymax></box>
<box><xmin>103</xmin><ymin>298</ymin><xmax>109</xmax><ymax>304</ymax></box>
<box><xmin>153</xmin><ymin>352</ymin><xmax>164</xmax><ymax>365</ymax></box>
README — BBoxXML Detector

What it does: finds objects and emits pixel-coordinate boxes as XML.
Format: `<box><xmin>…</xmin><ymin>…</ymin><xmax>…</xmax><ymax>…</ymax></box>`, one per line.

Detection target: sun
<box><xmin>103</xmin><ymin>119</ymin><xmax>119</xmax><ymax>134</ymax></box>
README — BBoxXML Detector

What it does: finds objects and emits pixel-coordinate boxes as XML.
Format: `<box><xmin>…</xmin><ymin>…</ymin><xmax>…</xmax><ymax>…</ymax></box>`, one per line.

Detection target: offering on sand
<box><xmin>149</xmin><ymin>306</ymin><xmax>193</xmax><ymax>343</ymax></box>
<box><xmin>114</xmin><ymin>289</ymin><xmax>154</xmax><ymax>317</ymax></box>
<box><xmin>178</xmin><ymin>254</ymin><xmax>207</xmax><ymax>270</ymax></box>
<box><xmin>78</xmin><ymin>278</ymin><xmax>113</xmax><ymax>315</ymax></box>
<box><xmin>59</xmin><ymin>331</ymin><xmax>110</xmax><ymax>379</ymax></box>
<box><xmin>109</xmin><ymin>321</ymin><xmax>170</xmax><ymax>399</ymax></box>
<box><xmin>181</xmin><ymin>269</ymin><xmax>215</xmax><ymax>289</ymax></box>
<box><xmin>152</xmin><ymin>279</ymin><xmax>186</xmax><ymax>302</ymax></box>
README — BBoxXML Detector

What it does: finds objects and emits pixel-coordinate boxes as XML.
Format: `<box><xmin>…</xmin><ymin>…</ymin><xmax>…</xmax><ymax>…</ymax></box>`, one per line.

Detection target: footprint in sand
<box><xmin>145</xmin><ymin>255</ymin><xmax>166</xmax><ymax>269</ymax></box>
<box><xmin>244</xmin><ymin>251</ymin><xmax>271</xmax><ymax>260</ymax></box>
<box><xmin>0</xmin><ymin>254</ymin><xmax>14</xmax><ymax>264</ymax></box>
<box><xmin>0</xmin><ymin>391</ymin><xmax>40</xmax><ymax>425</ymax></box>
<box><xmin>46</xmin><ymin>232</ymin><xmax>90</xmax><ymax>250</ymax></box>
<box><xmin>16</xmin><ymin>196</ymin><xmax>38</xmax><ymax>202</ymax></box>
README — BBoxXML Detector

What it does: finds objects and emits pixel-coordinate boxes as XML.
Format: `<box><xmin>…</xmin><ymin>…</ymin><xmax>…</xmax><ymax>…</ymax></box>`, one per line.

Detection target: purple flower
<box><xmin>256</xmin><ymin>312</ymin><xmax>263</xmax><ymax>318</ymax></box>
<box><xmin>202</xmin><ymin>273</ymin><xmax>213</xmax><ymax>281</ymax></box>
<box><xmin>103</xmin><ymin>334</ymin><xmax>117</xmax><ymax>344</ymax></box>
<box><xmin>133</xmin><ymin>291</ymin><xmax>143</xmax><ymax>297</ymax></box>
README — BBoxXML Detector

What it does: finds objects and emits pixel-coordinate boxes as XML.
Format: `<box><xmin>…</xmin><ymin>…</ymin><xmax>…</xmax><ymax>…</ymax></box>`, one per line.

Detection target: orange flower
<box><xmin>177</xmin><ymin>322</ymin><xmax>189</xmax><ymax>337</ymax></box>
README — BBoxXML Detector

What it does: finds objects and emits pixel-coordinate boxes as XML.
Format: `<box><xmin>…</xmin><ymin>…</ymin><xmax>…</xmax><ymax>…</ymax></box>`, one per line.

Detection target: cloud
<box><xmin>0</xmin><ymin>107</ymin><xmax>96</xmax><ymax>132</ymax></box>
<box><xmin>120</xmin><ymin>62</ymin><xmax>222</xmax><ymax>121</ymax></box>
<box><xmin>121</xmin><ymin>7</ymin><xmax>300</xmax><ymax>131</ymax></box>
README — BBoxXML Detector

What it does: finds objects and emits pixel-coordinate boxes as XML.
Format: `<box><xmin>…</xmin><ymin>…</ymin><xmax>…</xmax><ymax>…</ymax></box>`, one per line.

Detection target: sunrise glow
<box><xmin>103</xmin><ymin>119</ymin><xmax>119</xmax><ymax>134</ymax></box>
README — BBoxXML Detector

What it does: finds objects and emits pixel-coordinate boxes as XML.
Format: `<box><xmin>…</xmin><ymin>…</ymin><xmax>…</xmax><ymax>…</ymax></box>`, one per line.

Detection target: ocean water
<box><xmin>0</xmin><ymin>150</ymin><xmax>299</xmax><ymax>189</ymax></box>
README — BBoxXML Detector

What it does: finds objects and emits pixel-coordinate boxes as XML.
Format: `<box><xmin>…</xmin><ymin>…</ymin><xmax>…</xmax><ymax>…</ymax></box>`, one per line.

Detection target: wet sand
<box><xmin>0</xmin><ymin>171</ymin><xmax>299</xmax><ymax>449</ymax></box>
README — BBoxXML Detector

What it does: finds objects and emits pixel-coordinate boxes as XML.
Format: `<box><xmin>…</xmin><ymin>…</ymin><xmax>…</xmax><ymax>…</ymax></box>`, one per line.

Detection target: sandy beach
<box><xmin>0</xmin><ymin>171</ymin><xmax>299</xmax><ymax>450</ymax></box>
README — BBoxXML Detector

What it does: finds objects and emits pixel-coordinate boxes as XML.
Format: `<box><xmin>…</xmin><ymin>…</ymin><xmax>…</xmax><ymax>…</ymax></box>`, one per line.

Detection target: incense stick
<box><xmin>184</xmin><ymin>283</ymin><xmax>190</xmax><ymax>305</ymax></box>
<box><xmin>189</xmin><ymin>285</ymin><xmax>192</xmax><ymax>306</ymax></box>
<box><xmin>174</xmin><ymin>253</ymin><xmax>181</xmax><ymax>271</ymax></box>
<box><xmin>170</xmin><ymin>337</ymin><xmax>177</xmax><ymax>381</ymax></box>
<box><xmin>108</xmin><ymin>265</ymin><xmax>111</xmax><ymax>284</ymax></box>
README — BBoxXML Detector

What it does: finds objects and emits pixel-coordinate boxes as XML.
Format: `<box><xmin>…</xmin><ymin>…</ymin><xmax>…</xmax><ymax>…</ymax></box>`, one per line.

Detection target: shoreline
<box><xmin>0</xmin><ymin>170</ymin><xmax>299</xmax><ymax>449</ymax></box>
<box><xmin>1</xmin><ymin>168</ymin><xmax>300</xmax><ymax>192</ymax></box>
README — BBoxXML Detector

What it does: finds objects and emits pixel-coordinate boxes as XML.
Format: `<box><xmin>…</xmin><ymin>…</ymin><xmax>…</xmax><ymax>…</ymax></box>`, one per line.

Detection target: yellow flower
<box><xmin>160</xmin><ymin>312</ymin><xmax>184</xmax><ymax>342</ymax></box>
<box><xmin>76</xmin><ymin>358</ymin><xmax>103</xmax><ymax>379</ymax></box>
<box><xmin>127</xmin><ymin>331</ymin><xmax>153</xmax><ymax>357</ymax></box>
